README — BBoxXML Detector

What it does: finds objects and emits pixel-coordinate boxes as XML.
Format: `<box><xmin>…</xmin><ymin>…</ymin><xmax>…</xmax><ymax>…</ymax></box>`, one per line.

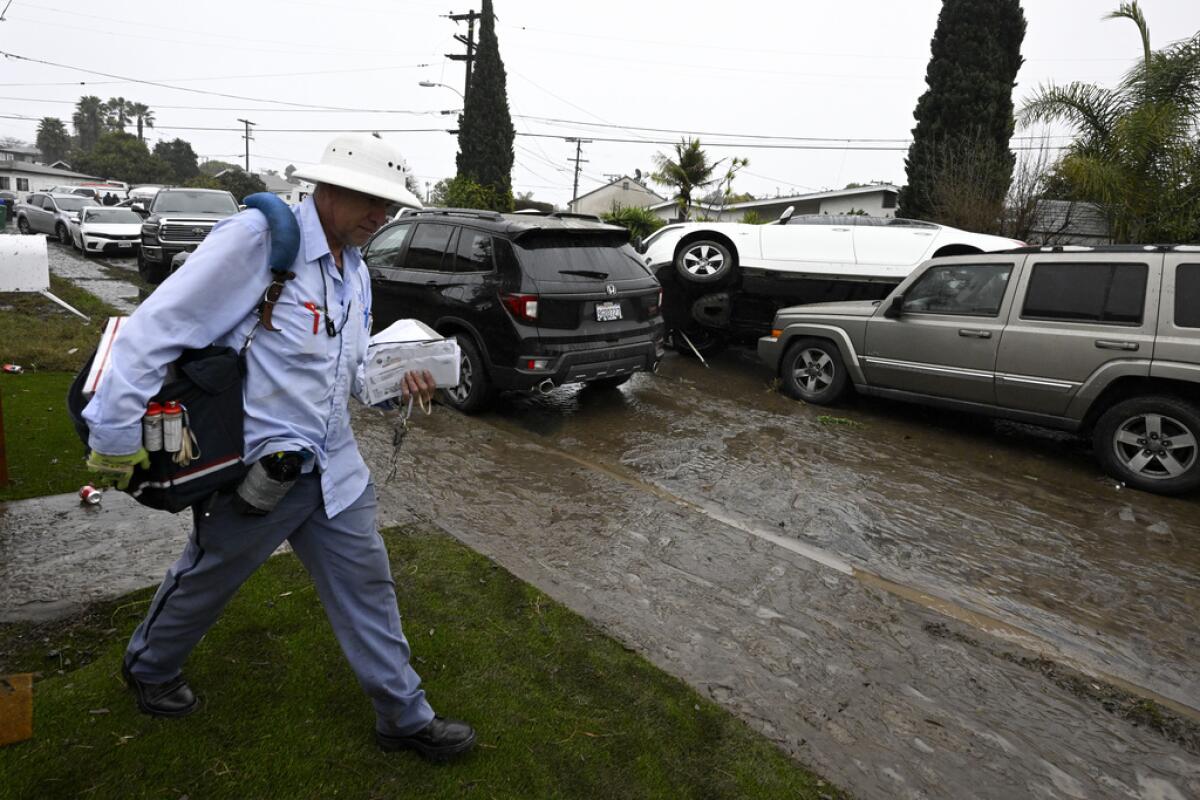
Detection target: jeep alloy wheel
<box><xmin>1095</xmin><ymin>396</ymin><xmax>1200</xmax><ymax>495</ymax></box>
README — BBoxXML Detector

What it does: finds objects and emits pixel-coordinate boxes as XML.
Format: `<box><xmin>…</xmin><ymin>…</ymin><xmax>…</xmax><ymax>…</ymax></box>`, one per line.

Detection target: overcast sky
<box><xmin>1</xmin><ymin>0</ymin><xmax>1198</xmax><ymax>207</ymax></box>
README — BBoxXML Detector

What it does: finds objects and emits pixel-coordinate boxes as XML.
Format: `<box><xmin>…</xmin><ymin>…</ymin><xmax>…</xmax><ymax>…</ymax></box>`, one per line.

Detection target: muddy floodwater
<box><xmin>6</xmin><ymin>239</ymin><xmax>1198</xmax><ymax>799</ymax></box>
<box><xmin>361</xmin><ymin>348</ymin><xmax>1199</xmax><ymax>800</ymax></box>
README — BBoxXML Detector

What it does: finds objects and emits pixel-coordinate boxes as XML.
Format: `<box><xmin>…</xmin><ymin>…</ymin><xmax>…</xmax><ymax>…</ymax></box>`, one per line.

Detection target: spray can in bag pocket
<box><xmin>142</xmin><ymin>401</ymin><xmax>164</xmax><ymax>452</ymax></box>
<box><xmin>233</xmin><ymin>451</ymin><xmax>305</xmax><ymax>515</ymax></box>
<box><xmin>162</xmin><ymin>401</ymin><xmax>183</xmax><ymax>453</ymax></box>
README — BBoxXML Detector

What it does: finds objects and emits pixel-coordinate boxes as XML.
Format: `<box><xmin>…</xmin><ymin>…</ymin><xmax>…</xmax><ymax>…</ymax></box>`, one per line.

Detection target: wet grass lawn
<box><xmin>0</xmin><ymin>525</ymin><xmax>846</xmax><ymax>800</ymax></box>
<box><xmin>0</xmin><ymin>372</ymin><xmax>91</xmax><ymax>502</ymax></box>
<box><xmin>0</xmin><ymin>275</ymin><xmax>118</xmax><ymax>501</ymax></box>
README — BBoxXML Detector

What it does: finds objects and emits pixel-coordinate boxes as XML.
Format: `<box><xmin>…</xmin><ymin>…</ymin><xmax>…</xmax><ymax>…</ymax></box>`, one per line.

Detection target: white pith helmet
<box><xmin>293</xmin><ymin>134</ymin><xmax>423</xmax><ymax>209</ymax></box>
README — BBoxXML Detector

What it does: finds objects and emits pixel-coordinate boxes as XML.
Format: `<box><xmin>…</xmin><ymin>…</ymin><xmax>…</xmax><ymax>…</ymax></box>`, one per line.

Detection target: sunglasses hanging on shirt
<box><xmin>321</xmin><ymin>268</ymin><xmax>353</xmax><ymax>338</ymax></box>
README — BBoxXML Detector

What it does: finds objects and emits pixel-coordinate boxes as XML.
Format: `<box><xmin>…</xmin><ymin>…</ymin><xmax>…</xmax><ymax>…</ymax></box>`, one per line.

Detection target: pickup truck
<box><xmin>759</xmin><ymin>245</ymin><xmax>1200</xmax><ymax>495</ymax></box>
<box><xmin>15</xmin><ymin>192</ymin><xmax>99</xmax><ymax>242</ymax></box>
<box><xmin>135</xmin><ymin>188</ymin><xmax>239</xmax><ymax>284</ymax></box>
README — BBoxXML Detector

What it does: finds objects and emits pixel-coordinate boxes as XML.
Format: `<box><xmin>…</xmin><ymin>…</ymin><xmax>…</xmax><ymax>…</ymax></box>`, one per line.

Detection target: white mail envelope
<box><xmin>362</xmin><ymin>319</ymin><xmax>461</xmax><ymax>405</ymax></box>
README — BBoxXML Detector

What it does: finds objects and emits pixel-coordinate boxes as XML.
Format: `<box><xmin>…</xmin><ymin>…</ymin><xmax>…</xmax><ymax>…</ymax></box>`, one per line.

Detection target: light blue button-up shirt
<box><xmin>82</xmin><ymin>197</ymin><xmax>373</xmax><ymax>517</ymax></box>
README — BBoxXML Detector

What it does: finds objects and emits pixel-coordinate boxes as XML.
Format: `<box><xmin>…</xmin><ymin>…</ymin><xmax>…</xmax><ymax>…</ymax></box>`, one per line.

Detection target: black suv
<box><xmin>136</xmin><ymin>188</ymin><xmax>240</xmax><ymax>284</ymax></box>
<box><xmin>362</xmin><ymin>209</ymin><xmax>665</xmax><ymax>412</ymax></box>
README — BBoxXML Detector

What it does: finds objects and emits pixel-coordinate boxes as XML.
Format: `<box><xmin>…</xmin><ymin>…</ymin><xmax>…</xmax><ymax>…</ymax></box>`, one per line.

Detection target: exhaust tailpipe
<box><xmin>537</xmin><ymin>379</ymin><xmax>556</xmax><ymax>395</ymax></box>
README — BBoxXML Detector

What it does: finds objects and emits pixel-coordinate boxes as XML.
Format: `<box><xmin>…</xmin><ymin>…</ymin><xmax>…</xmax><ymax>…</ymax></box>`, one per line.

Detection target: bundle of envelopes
<box><xmin>362</xmin><ymin>319</ymin><xmax>461</xmax><ymax>405</ymax></box>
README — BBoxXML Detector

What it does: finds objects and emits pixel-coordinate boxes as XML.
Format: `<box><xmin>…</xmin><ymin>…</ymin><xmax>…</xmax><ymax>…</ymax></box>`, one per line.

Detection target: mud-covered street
<box><xmin>6</xmin><ymin>237</ymin><xmax>1200</xmax><ymax>798</ymax></box>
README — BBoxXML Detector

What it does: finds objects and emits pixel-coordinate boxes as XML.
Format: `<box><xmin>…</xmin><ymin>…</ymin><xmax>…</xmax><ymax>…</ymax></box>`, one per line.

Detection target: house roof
<box><xmin>0</xmin><ymin>161</ymin><xmax>98</xmax><ymax>179</ymax></box>
<box><xmin>648</xmin><ymin>183</ymin><xmax>900</xmax><ymax>213</ymax></box>
<box><xmin>255</xmin><ymin>172</ymin><xmax>293</xmax><ymax>193</ymax></box>
<box><xmin>0</xmin><ymin>144</ymin><xmax>41</xmax><ymax>157</ymax></box>
<box><xmin>572</xmin><ymin>175</ymin><xmax>664</xmax><ymax>205</ymax></box>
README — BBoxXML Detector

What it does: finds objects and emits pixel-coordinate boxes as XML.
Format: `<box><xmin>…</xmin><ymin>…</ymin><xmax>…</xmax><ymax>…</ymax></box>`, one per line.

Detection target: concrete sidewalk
<box><xmin>0</xmin><ymin>491</ymin><xmax>191</xmax><ymax>623</ymax></box>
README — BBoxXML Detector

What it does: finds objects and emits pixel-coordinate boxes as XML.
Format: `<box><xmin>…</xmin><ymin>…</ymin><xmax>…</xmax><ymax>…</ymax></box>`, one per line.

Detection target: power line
<box><xmin>0</xmin><ymin>50</ymin><xmax>422</xmax><ymax>111</ymax></box>
<box><xmin>0</xmin><ymin>63</ymin><xmax>431</xmax><ymax>89</ymax></box>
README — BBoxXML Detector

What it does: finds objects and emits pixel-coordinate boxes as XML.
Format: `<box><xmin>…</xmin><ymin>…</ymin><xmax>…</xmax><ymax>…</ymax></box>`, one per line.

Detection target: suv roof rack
<box><xmin>1000</xmin><ymin>244</ymin><xmax>1200</xmax><ymax>254</ymax></box>
<box><xmin>408</xmin><ymin>208</ymin><xmax>504</xmax><ymax>221</ymax></box>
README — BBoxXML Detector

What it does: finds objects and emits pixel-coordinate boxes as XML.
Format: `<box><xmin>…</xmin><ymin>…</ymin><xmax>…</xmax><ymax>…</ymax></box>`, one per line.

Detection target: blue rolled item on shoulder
<box><xmin>243</xmin><ymin>192</ymin><xmax>301</xmax><ymax>272</ymax></box>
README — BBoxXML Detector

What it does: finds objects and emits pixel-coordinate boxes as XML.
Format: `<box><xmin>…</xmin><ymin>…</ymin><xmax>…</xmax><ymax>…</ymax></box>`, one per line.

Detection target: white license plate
<box><xmin>595</xmin><ymin>301</ymin><xmax>622</xmax><ymax>322</ymax></box>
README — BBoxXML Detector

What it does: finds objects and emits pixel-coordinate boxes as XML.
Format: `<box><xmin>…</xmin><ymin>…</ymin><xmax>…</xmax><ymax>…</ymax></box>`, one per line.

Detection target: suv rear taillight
<box><xmin>501</xmin><ymin>293</ymin><xmax>539</xmax><ymax>323</ymax></box>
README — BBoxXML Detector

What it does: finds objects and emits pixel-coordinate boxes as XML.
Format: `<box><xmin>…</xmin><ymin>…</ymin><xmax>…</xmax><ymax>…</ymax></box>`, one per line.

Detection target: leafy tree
<box><xmin>1020</xmin><ymin>2</ymin><xmax>1200</xmax><ymax>242</ymax></box>
<box><xmin>72</xmin><ymin>96</ymin><xmax>106</xmax><ymax>151</ymax></box>
<box><xmin>443</xmin><ymin>175</ymin><xmax>506</xmax><ymax>210</ymax></box>
<box><xmin>36</xmin><ymin>117</ymin><xmax>71</xmax><ymax>164</ymax></box>
<box><xmin>200</xmin><ymin>159</ymin><xmax>241</xmax><ymax>177</ymax></box>
<box><xmin>740</xmin><ymin>210</ymin><xmax>771</xmax><ymax>225</ymax></box>
<box><xmin>651</xmin><ymin>138</ymin><xmax>723</xmax><ymax>220</ymax></box>
<box><xmin>428</xmin><ymin>177</ymin><xmax>452</xmax><ymax>206</ymax></box>
<box><xmin>601</xmin><ymin>204</ymin><xmax>665</xmax><ymax>240</ymax></box>
<box><xmin>73</xmin><ymin>132</ymin><xmax>172</xmax><ymax>184</ymax></box>
<box><xmin>153</xmin><ymin>138</ymin><xmax>200</xmax><ymax>183</ymax></box>
<box><xmin>128</xmin><ymin>102</ymin><xmax>155</xmax><ymax>143</ymax></box>
<box><xmin>455</xmin><ymin>0</ymin><xmax>515</xmax><ymax>211</ymax></box>
<box><xmin>899</xmin><ymin>0</ymin><xmax>1026</xmax><ymax>223</ymax></box>
<box><xmin>215</xmin><ymin>168</ymin><xmax>268</xmax><ymax>202</ymax></box>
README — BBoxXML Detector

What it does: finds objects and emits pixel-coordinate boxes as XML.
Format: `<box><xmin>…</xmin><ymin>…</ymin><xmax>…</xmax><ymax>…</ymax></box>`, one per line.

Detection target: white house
<box><xmin>256</xmin><ymin>171</ymin><xmax>313</xmax><ymax>205</ymax></box>
<box><xmin>0</xmin><ymin>144</ymin><xmax>42</xmax><ymax>164</ymax></box>
<box><xmin>567</xmin><ymin>176</ymin><xmax>665</xmax><ymax>216</ymax></box>
<box><xmin>648</xmin><ymin>184</ymin><xmax>901</xmax><ymax>223</ymax></box>
<box><xmin>0</xmin><ymin>161</ymin><xmax>100</xmax><ymax>196</ymax></box>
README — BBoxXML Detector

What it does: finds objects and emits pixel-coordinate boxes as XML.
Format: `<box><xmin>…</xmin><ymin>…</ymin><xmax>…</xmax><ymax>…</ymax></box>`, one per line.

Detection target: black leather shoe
<box><xmin>121</xmin><ymin>661</ymin><xmax>198</xmax><ymax>718</ymax></box>
<box><xmin>376</xmin><ymin>716</ymin><xmax>476</xmax><ymax>762</ymax></box>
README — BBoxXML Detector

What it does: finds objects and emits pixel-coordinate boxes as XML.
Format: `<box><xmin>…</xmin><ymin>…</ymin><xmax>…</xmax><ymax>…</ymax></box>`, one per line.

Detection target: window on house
<box><xmin>881</xmin><ymin>192</ymin><xmax>897</xmax><ymax>209</ymax></box>
<box><xmin>16</xmin><ymin>178</ymin><xmax>29</xmax><ymax>191</ymax></box>
<box><xmin>0</xmin><ymin>177</ymin><xmax>8</xmax><ymax>189</ymax></box>
<box><xmin>1176</xmin><ymin>264</ymin><xmax>1200</xmax><ymax>328</ymax></box>
<box><xmin>1022</xmin><ymin>262</ymin><xmax>1148</xmax><ymax>325</ymax></box>
<box><xmin>622</xmin><ymin>181</ymin><xmax>630</xmax><ymax>190</ymax></box>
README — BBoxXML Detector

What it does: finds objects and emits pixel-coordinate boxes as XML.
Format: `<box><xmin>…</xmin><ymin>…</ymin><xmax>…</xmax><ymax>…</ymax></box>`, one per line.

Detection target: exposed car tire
<box><xmin>674</xmin><ymin>238</ymin><xmax>734</xmax><ymax>285</ymax></box>
<box><xmin>670</xmin><ymin>326</ymin><xmax>728</xmax><ymax>359</ymax></box>
<box><xmin>1092</xmin><ymin>396</ymin><xmax>1200</xmax><ymax>495</ymax></box>
<box><xmin>585</xmin><ymin>375</ymin><xmax>632</xmax><ymax>390</ymax></box>
<box><xmin>138</xmin><ymin>251</ymin><xmax>168</xmax><ymax>285</ymax></box>
<box><xmin>56</xmin><ymin>223</ymin><xmax>70</xmax><ymax>244</ymax></box>
<box><xmin>439</xmin><ymin>335</ymin><xmax>496</xmax><ymax>414</ymax></box>
<box><xmin>17</xmin><ymin>216</ymin><xmax>31</xmax><ymax>235</ymax></box>
<box><xmin>780</xmin><ymin>338</ymin><xmax>849</xmax><ymax>405</ymax></box>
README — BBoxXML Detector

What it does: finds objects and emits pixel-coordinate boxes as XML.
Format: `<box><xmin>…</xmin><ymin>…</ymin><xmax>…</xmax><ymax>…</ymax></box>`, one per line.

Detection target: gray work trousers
<box><xmin>123</xmin><ymin>473</ymin><xmax>435</xmax><ymax>735</ymax></box>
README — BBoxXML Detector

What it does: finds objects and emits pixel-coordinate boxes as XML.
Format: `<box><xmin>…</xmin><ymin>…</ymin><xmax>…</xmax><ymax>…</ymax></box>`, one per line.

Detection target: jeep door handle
<box><xmin>958</xmin><ymin>329</ymin><xmax>992</xmax><ymax>339</ymax></box>
<box><xmin>1095</xmin><ymin>340</ymin><xmax>1139</xmax><ymax>351</ymax></box>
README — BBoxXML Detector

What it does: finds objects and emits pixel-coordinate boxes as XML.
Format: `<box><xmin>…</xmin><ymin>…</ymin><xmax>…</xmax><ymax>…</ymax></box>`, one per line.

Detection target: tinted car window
<box><xmin>902</xmin><ymin>263</ymin><xmax>1012</xmax><ymax>316</ymax></box>
<box><xmin>514</xmin><ymin>236</ymin><xmax>651</xmax><ymax>281</ymax></box>
<box><xmin>453</xmin><ymin>229</ymin><xmax>495</xmax><ymax>272</ymax></box>
<box><xmin>82</xmin><ymin>208</ymin><xmax>143</xmax><ymax>224</ymax></box>
<box><xmin>406</xmin><ymin>223</ymin><xmax>456</xmax><ymax>271</ymax></box>
<box><xmin>1177</xmin><ymin>264</ymin><xmax>1200</xmax><ymax>328</ymax></box>
<box><xmin>152</xmin><ymin>191</ymin><xmax>238</xmax><ymax>214</ymax></box>
<box><xmin>1022</xmin><ymin>262</ymin><xmax>1148</xmax><ymax>325</ymax></box>
<box><xmin>52</xmin><ymin>196</ymin><xmax>96</xmax><ymax>212</ymax></box>
<box><xmin>364</xmin><ymin>224</ymin><xmax>413</xmax><ymax>268</ymax></box>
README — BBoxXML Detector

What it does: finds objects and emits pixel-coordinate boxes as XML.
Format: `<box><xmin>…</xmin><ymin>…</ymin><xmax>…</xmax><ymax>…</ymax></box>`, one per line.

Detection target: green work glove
<box><xmin>86</xmin><ymin>448</ymin><xmax>151</xmax><ymax>491</ymax></box>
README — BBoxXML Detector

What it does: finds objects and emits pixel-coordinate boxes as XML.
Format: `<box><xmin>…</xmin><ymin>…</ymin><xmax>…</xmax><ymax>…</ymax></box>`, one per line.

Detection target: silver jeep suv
<box><xmin>759</xmin><ymin>246</ymin><xmax>1200</xmax><ymax>495</ymax></box>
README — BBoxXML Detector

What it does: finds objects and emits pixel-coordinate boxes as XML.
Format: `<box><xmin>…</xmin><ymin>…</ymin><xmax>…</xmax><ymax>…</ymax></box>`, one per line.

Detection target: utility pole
<box><xmin>236</xmin><ymin>118</ymin><xmax>255</xmax><ymax>173</ymax></box>
<box><xmin>445</xmin><ymin>9</ymin><xmax>481</xmax><ymax>103</ymax></box>
<box><xmin>566</xmin><ymin>137</ymin><xmax>590</xmax><ymax>209</ymax></box>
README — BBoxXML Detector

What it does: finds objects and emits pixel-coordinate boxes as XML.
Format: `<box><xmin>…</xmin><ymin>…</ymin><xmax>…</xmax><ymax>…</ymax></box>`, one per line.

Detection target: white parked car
<box><xmin>68</xmin><ymin>206</ymin><xmax>144</xmax><ymax>257</ymax></box>
<box><xmin>639</xmin><ymin>211</ymin><xmax>1024</xmax><ymax>351</ymax></box>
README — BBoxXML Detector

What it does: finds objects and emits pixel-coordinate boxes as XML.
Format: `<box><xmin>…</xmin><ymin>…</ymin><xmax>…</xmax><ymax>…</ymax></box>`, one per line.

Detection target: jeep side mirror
<box><xmin>884</xmin><ymin>294</ymin><xmax>905</xmax><ymax>319</ymax></box>
<box><xmin>131</xmin><ymin>202</ymin><xmax>146</xmax><ymax>215</ymax></box>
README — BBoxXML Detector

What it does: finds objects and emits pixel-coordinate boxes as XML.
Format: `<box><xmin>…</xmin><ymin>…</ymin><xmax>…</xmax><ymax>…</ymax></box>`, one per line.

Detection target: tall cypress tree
<box><xmin>455</xmin><ymin>0</ymin><xmax>515</xmax><ymax>211</ymax></box>
<box><xmin>899</xmin><ymin>0</ymin><xmax>1026</xmax><ymax>223</ymax></box>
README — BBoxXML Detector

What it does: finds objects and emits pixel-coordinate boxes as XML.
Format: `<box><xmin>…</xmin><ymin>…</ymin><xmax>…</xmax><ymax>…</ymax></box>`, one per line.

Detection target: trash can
<box><xmin>0</xmin><ymin>203</ymin><xmax>7</xmax><ymax>229</ymax></box>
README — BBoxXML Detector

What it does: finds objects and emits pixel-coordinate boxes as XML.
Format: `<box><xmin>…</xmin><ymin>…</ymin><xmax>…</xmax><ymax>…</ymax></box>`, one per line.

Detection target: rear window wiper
<box><xmin>558</xmin><ymin>270</ymin><xmax>609</xmax><ymax>279</ymax></box>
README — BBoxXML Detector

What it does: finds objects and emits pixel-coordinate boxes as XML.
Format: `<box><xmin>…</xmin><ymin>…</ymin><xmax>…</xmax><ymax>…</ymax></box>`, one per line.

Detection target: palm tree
<box><xmin>36</xmin><ymin>117</ymin><xmax>71</xmax><ymax>164</ymax></box>
<box><xmin>1019</xmin><ymin>2</ymin><xmax>1200</xmax><ymax>242</ymax></box>
<box><xmin>129</xmin><ymin>102</ymin><xmax>155</xmax><ymax>143</ymax></box>
<box><xmin>651</xmin><ymin>138</ymin><xmax>723</xmax><ymax>221</ymax></box>
<box><xmin>105</xmin><ymin>97</ymin><xmax>132</xmax><ymax>131</ymax></box>
<box><xmin>72</xmin><ymin>95</ymin><xmax>106</xmax><ymax>151</ymax></box>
